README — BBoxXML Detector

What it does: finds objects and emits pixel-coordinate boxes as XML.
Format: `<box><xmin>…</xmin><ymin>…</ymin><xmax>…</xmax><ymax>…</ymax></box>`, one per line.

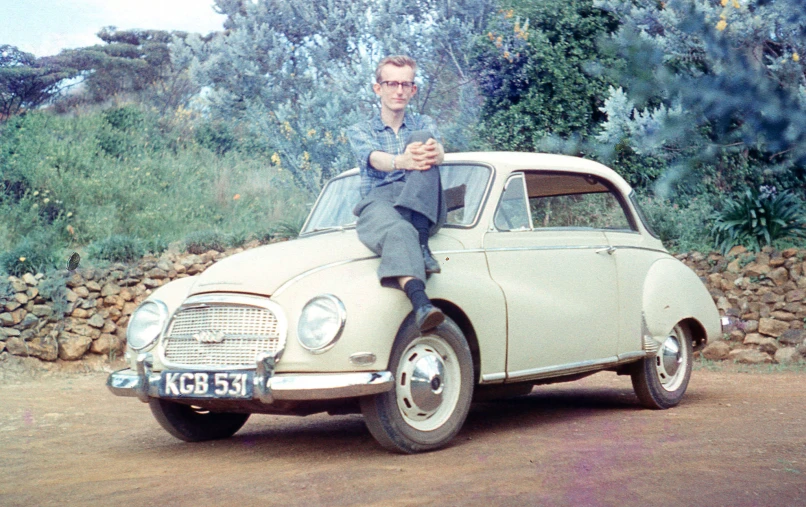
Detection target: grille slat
<box><xmin>163</xmin><ymin>303</ymin><xmax>282</xmax><ymax>368</ymax></box>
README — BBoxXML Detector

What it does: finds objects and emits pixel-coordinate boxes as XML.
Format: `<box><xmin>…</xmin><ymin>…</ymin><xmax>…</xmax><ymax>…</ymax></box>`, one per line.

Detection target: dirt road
<box><xmin>1</xmin><ymin>363</ymin><xmax>804</xmax><ymax>507</ymax></box>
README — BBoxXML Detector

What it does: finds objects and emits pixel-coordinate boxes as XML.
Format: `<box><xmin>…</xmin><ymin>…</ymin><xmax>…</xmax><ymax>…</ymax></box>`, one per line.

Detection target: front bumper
<box><xmin>107</xmin><ymin>353</ymin><xmax>393</xmax><ymax>404</ymax></box>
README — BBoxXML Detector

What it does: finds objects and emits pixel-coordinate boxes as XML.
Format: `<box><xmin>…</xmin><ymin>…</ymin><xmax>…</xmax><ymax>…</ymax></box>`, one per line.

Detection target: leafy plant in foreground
<box><xmin>712</xmin><ymin>188</ymin><xmax>806</xmax><ymax>254</ymax></box>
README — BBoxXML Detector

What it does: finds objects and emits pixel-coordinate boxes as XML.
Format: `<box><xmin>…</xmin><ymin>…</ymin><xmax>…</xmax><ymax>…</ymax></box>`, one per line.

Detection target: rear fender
<box><xmin>642</xmin><ymin>259</ymin><xmax>720</xmax><ymax>349</ymax></box>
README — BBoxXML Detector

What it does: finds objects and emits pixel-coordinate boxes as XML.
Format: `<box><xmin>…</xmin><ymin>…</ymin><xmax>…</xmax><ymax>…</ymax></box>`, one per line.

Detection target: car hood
<box><xmin>189</xmin><ymin>230</ymin><xmax>375</xmax><ymax>296</ymax></box>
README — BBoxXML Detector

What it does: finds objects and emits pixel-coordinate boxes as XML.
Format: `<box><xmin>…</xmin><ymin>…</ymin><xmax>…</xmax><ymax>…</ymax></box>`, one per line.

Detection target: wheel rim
<box><xmin>654</xmin><ymin>326</ymin><xmax>689</xmax><ymax>392</ymax></box>
<box><xmin>395</xmin><ymin>335</ymin><xmax>461</xmax><ymax>432</ymax></box>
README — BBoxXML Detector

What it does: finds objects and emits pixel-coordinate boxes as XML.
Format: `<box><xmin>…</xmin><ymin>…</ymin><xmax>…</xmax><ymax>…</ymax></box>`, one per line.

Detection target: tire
<box><xmin>360</xmin><ymin>314</ymin><xmax>474</xmax><ymax>453</ymax></box>
<box><xmin>149</xmin><ymin>398</ymin><xmax>250</xmax><ymax>442</ymax></box>
<box><xmin>631</xmin><ymin>322</ymin><xmax>693</xmax><ymax>409</ymax></box>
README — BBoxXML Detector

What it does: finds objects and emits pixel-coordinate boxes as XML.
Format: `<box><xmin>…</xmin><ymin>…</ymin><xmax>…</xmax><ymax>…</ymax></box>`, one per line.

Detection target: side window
<box><xmin>524</xmin><ymin>172</ymin><xmax>633</xmax><ymax>231</ymax></box>
<box><xmin>494</xmin><ymin>174</ymin><xmax>531</xmax><ymax>231</ymax></box>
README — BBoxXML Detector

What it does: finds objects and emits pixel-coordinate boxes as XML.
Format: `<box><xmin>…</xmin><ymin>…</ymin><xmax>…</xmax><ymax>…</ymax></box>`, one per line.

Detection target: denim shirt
<box><xmin>346</xmin><ymin>112</ymin><xmax>441</xmax><ymax>198</ymax></box>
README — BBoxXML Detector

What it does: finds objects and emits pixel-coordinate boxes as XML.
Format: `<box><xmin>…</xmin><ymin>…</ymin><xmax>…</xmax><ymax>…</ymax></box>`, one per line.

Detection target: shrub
<box><xmin>636</xmin><ymin>195</ymin><xmax>716</xmax><ymax>253</ymax></box>
<box><xmin>184</xmin><ymin>230</ymin><xmax>227</xmax><ymax>254</ymax></box>
<box><xmin>712</xmin><ymin>188</ymin><xmax>806</xmax><ymax>254</ymax></box>
<box><xmin>87</xmin><ymin>235</ymin><xmax>146</xmax><ymax>263</ymax></box>
<box><xmin>0</xmin><ymin>231</ymin><xmax>60</xmax><ymax>276</ymax></box>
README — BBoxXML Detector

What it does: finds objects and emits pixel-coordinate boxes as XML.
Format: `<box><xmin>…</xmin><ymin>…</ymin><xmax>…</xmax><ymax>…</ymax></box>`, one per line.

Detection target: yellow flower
<box><xmin>721</xmin><ymin>0</ymin><xmax>728</xmax><ymax>5</ymax></box>
<box><xmin>271</xmin><ymin>152</ymin><xmax>281</xmax><ymax>166</ymax></box>
<box><xmin>66</xmin><ymin>212</ymin><xmax>73</xmax><ymax>218</ymax></box>
<box><xmin>19</xmin><ymin>257</ymin><xmax>26</xmax><ymax>262</ymax></box>
<box><xmin>233</xmin><ymin>194</ymin><xmax>241</xmax><ymax>200</ymax></box>
<box><xmin>731</xmin><ymin>0</ymin><xmax>740</xmax><ymax>8</ymax></box>
<box><xmin>307</xmin><ymin>128</ymin><xmax>316</xmax><ymax>138</ymax></box>
<box><xmin>794</xmin><ymin>53</ymin><xmax>801</xmax><ymax>62</ymax></box>
<box><xmin>43</xmin><ymin>198</ymin><xmax>50</xmax><ymax>204</ymax></box>
<box><xmin>716</xmin><ymin>19</ymin><xmax>728</xmax><ymax>31</ymax></box>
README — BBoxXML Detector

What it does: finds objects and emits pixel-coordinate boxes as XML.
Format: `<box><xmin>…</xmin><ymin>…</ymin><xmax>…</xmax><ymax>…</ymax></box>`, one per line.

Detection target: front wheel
<box><xmin>361</xmin><ymin>315</ymin><xmax>474</xmax><ymax>453</ymax></box>
<box><xmin>631</xmin><ymin>322</ymin><xmax>693</xmax><ymax>409</ymax></box>
<box><xmin>149</xmin><ymin>398</ymin><xmax>250</xmax><ymax>442</ymax></box>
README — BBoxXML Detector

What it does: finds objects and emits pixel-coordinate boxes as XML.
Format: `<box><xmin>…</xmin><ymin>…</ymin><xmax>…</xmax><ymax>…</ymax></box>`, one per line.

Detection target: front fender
<box><xmin>642</xmin><ymin>258</ymin><xmax>720</xmax><ymax>345</ymax></box>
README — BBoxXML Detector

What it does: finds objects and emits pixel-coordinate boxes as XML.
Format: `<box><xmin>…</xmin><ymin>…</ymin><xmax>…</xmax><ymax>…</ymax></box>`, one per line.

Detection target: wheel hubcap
<box><xmin>396</xmin><ymin>335</ymin><xmax>461</xmax><ymax>432</ymax></box>
<box><xmin>654</xmin><ymin>329</ymin><xmax>689</xmax><ymax>392</ymax></box>
<box><xmin>409</xmin><ymin>354</ymin><xmax>445</xmax><ymax>412</ymax></box>
<box><xmin>661</xmin><ymin>337</ymin><xmax>681</xmax><ymax>377</ymax></box>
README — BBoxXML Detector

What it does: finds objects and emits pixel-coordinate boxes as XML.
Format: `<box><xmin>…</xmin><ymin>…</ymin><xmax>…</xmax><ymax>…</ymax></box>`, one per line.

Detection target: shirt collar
<box><xmin>372</xmin><ymin>111</ymin><xmax>411</xmax><ymax>132</ymax></box>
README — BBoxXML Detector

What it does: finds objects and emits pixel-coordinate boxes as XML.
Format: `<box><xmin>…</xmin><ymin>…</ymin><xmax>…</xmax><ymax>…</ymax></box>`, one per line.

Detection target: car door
<box><xmin>482</xmin><ymin>171</ymin><xmax>623</xmax><ymax>380</ymax></box>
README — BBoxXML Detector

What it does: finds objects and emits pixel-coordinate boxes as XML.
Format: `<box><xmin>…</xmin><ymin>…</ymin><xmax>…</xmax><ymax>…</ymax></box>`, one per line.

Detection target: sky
<box><xmin>1</xmin><ymin>0</ymin><xmax>226</xmax><ymax>57</ymax></box>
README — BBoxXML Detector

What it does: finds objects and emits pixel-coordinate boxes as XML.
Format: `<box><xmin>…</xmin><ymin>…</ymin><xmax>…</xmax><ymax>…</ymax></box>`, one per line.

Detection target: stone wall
<box><xmin>1</xmin><ymin>242</ymin><xmax>805</xmax><ymax>366</ymax></box>
<box><xmin>680</xmin><ymin>246</ymin><xmax>806</xmax><ymax>364</ymax></box>
<box><xmin>0</xmin><ymin>244</ymin><xmax>250</xmax><ymax>364</ymax></box>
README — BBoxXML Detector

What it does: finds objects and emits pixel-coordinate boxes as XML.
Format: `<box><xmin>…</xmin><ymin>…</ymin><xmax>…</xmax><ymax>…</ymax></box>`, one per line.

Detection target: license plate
<box><xmin>159</xmin><ymin>371</ymin><xmax>254</xmax><ymax>399</ymax></box>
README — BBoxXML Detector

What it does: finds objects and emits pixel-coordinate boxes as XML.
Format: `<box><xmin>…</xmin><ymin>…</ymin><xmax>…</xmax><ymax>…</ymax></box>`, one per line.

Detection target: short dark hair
<box><xmin>375</xmin><ymin>55</ymin><xmax>417</xmax><ymax>83</ymax></box>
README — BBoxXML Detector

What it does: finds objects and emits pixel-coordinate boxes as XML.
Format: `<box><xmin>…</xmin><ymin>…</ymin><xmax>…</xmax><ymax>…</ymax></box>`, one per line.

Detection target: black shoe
<box><xmin>415</xmin><ymin>304</ymin><xmax>444</xmax><ymax>333</ymax></box>
<box><xmin>422</xmin><ymin>245</ymin><xmax>441</xmax><ymax>274</ymax></box>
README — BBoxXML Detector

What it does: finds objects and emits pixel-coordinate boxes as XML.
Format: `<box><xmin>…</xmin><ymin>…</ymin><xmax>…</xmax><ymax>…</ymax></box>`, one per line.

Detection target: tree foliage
<box><xmin>54</xmin><ymin>28</ymin><xmax>204</xmax><ymax>113</ymax></box>
<box><xmin>471</xmin><ymin>0</ymin><xmax>621</xmax><ymax>151</ymax></box>
<box><xmin>594</xmin><ymin>0</ymin><xmax>806</xmax><ymax>197</ymax></box>
<box><xmin>0</xmin><ymin>45</ymin><xmax>78</xmax><ymax>119</ymax></box>
<box><xmin>190</xmin><ymin>0</ymin><xmax>495</xmax><ymax>194</ymax></box>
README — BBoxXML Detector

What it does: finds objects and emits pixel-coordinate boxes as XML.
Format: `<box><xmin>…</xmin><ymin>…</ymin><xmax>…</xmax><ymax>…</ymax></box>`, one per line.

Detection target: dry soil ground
<box><xmin>0</xmin><ymin>358</ymin><xmax>804</xmax><ymax>507</ymax></box>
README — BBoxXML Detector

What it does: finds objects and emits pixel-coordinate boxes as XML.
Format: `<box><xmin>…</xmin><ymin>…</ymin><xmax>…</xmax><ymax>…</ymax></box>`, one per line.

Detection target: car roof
<box><xmin>333</xmin><ymin>152</ymin><xmax>634</xmax><ymax>196</ymax></box>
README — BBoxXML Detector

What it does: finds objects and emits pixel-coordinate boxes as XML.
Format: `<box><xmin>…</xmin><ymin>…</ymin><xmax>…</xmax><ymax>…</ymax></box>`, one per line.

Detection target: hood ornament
<box><xmin>194</xmin><ymin>330</ymin><xmax>226</xmax><ymax>344</ymax></box>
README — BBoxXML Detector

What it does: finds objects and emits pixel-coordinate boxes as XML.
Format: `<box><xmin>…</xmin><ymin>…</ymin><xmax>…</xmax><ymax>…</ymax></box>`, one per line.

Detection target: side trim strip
<box><xmin>506</xmin><ymin>353</ymin><xmax>646</xmax><ymax>382</ymax></box>
<box><xmin>480</xmin><ymin>372</ymin><xmax>507</xmax><ymax>383</ymax></box>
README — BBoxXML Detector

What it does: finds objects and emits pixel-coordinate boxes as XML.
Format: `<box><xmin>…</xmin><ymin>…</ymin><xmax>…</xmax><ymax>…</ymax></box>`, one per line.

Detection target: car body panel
<box><xmin>483</xmin><ymin>229</ymin><xmax>620</xmax><ymax>374</ymax></box>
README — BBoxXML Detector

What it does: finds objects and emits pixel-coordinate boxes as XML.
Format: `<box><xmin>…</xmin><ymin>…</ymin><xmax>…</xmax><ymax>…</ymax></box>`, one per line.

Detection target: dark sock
<box><xmin>409</xmin><ymin>211</ymin><xmax>431</xmax><ymax>246</ymax></box>
<box><xmin>403</xmin><ymin>279</ymin><xmax>430</xmax><ymax>311</ymax></box>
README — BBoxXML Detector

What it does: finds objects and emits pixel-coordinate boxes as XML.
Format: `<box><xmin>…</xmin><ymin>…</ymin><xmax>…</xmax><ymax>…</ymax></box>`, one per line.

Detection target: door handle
<box><xmin>596</xmin><ymin>246</ymin><xmax>616</xmax><ymax>255</ymax></box>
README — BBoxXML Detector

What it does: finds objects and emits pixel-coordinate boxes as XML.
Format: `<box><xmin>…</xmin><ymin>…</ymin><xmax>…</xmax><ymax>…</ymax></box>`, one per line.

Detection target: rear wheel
<box><xmin>361</xmin><ymin>315</ymin><xmax>474</xmax><ymax>453</ymax></box>
<box><xmin>631</xmin><ymin>322</ymin><xmax>693</xmax><ymax>409</ymax></box>
<box><xmin>149</xmin><ymin>398</ymin><xmax>250</xmax><ymax>442</ymax></box>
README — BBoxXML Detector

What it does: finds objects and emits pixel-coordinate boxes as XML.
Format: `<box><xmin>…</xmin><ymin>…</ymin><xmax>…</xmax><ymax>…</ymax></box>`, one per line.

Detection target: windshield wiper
<box><xmin>305</xmin><ymin>223</ymin><xmax>356</xmax><ymax>234</ymax></box>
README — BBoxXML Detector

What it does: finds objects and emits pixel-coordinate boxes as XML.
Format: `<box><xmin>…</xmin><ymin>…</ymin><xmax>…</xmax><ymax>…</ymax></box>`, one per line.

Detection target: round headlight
<box><xmin>297</xmin><ymin>295</ymin><xmax>346</xmax><ymax>353</ymax></box>
<box><xmin>126</xmin><ymin>300</ymin><xmax>169</xmax><ymax>351</ymax></box>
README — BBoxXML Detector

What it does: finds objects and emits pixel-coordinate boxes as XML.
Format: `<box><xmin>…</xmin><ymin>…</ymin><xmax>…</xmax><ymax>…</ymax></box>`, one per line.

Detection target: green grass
<box><xmin>0</xmin><ymin>108</ymin><xmax>311</xmax><ymax>273</ymax></box>
<box><xmin>694</xmin><ymin>357</ymin><xmax>806</xmax><ymax>374</ymax></box>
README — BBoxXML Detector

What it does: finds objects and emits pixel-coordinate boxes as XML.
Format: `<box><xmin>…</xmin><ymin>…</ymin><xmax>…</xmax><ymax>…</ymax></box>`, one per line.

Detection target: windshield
<box><xmin>300</xmin><ymin>164</ymin><xmax>493</xmax><ymax>235</ymax></box>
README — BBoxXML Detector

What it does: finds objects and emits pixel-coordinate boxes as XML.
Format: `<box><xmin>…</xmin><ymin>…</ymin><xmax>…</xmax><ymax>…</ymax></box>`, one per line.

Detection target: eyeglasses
<box><xmin>379</xmin><ymin>81</ymin><xmax>415</xmax><ymax>91</ymax></box>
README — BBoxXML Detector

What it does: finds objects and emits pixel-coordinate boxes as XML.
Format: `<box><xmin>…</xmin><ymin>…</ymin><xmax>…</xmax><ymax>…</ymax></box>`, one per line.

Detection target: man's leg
<box><xmin>356</xmin><ymin>198</ymin><xmax>444</xmax><ymax>332</ymax></box>
<box><xmin>396</xmin><ymin>207</ymin><xmax>440</xmax><ymax>274</ymax></box>
<box><xmin>394</xmin><ymin>165</ymin><xmax>444</xmax><ymax>274</ymax></box>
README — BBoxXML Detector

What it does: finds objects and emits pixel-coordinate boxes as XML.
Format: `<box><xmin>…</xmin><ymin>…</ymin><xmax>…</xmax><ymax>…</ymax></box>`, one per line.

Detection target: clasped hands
<box><xmin>398</xmin><ymin>138</ymin><xmax>443</xmax><ymax>171</ymax></box>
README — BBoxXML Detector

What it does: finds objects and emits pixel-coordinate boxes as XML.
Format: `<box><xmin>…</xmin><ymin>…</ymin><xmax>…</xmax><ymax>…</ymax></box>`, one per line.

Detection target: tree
<box><xmin>190</xmin><ymin>0</ymin><xmax>495</xmax><ymax>194</ymax></box>
<box><xmin>56</xmin><ymin>28</ymin><xmax>204</xmax><ymax>113</ymax></box>
<box><xmin>0</xmin><ymin>45</ymin><xmax>77</xmax><ymax>119</ymax></box>
<box><xmin>470</xmin><ymin>0</ymin><xmax>621</xmax><ymax>151</ymax></box>
<box><xmin>594</xmin><ymin>0</ymin><xmax>806</xmax><ymax>197</ymax></box>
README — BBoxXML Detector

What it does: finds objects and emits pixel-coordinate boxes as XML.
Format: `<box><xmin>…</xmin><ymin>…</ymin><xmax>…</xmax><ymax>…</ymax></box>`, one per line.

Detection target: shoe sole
<box><xmin>419</xmin><ymin>309</ymin><xmax>445</xmax><ymax>333</ymax></box>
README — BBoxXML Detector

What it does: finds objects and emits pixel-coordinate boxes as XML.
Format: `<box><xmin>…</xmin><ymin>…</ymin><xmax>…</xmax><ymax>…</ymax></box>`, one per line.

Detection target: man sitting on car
<box><xmin>346</xmin><ymin>55</ymin><xmax>446</xmax><ymax>333</ymax></box>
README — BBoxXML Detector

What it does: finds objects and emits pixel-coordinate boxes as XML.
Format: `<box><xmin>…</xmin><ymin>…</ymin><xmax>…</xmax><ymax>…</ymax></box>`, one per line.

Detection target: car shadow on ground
<box><xmin>134</xmin><ymin>381</ymin><xmax>668</xmax><ymax>457</ymax></box>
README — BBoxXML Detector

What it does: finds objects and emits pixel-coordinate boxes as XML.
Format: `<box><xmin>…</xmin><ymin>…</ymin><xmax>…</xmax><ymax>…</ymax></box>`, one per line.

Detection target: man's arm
<box><xmin>368</xmin><ymin>138</ymin><xmax>443</xmax><ymax>172</ymax></box>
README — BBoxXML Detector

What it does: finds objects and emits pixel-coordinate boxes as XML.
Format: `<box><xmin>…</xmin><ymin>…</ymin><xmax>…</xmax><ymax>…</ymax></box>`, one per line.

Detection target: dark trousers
<box><xmin>354</xmin><ymin>168</ymin><xmax>446</xmax><ymax>287</ymax></box>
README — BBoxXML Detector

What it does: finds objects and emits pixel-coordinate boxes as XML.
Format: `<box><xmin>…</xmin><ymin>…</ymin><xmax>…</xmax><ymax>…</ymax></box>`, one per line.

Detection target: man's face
<box><xmin>373</xmin><ymin>64</ymin><xmax>417</xmax><ymax>114</ymax></box>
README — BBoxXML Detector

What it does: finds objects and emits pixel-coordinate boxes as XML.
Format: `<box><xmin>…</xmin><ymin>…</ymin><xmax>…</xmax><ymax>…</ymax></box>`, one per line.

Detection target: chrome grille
<box><xmin>163</xmin><ymin>301</ymin><xmax>283</xmax><ymax>368</ymax></box>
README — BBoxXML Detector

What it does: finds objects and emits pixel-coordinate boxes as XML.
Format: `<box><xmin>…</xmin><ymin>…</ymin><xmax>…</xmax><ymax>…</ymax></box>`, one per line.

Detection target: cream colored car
<box><xmin>107</xmin><ymin>152</ymin><xmax>721</xmax><ymax>453</ymax></box>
